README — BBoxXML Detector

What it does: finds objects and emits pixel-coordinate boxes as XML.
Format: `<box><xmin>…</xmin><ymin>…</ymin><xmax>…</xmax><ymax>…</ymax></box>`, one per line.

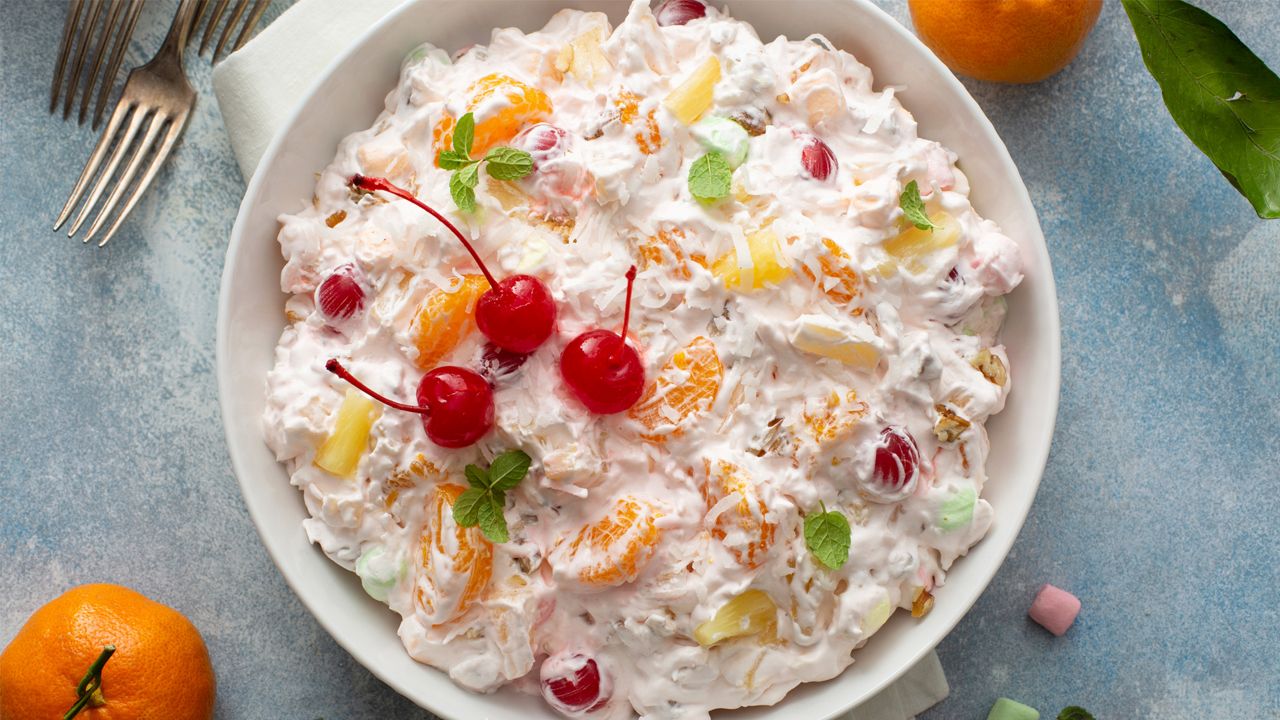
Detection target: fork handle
<box><xmin>159</xmin><ymin>0</ymin><xmax>202</xmax><ymax>57</ymax></box>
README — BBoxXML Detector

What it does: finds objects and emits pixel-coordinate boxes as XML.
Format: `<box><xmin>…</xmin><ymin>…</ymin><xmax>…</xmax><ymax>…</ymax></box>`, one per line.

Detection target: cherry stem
<box><xmin>63</xmin><ymin>645</ymin><xmax>115</xmax><ymax>720</ymax></box>
<box><xmin>351</xmin><ymin>174</ymin><xmax>500</xmax><ymax>289</ymax></box>
<box><xmin>326</xmin><ymin>359</ymin><xmax>430</xmax><ymax>416</ymax></box>
<box><xmin>612</xmin><ymin>265</ymin><xmax>638</xmax><ymax>361</ymax></box>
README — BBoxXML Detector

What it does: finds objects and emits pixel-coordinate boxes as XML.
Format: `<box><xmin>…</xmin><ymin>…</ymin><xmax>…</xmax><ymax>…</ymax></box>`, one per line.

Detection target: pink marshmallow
<box><xmin>1028</xmin><ymin>584</ymin><xmax>1080</xmax><ymax>636</ymax></box>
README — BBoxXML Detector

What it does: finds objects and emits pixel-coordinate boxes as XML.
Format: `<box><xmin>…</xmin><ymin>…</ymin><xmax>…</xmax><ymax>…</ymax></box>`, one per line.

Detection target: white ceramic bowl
<box><xmin>217</xmin><ymin>1</ymin><xmax>1061</xmax><ymax>717</ymax></box>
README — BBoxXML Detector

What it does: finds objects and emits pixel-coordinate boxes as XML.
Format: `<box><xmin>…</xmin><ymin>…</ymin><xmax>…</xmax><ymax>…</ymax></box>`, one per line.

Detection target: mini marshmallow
<box><xmin>1028</xmin><ymin>583</ymin><xmax>1081</xmax><ymax>636</ymax></box>
<box><xmin>987</xmin><ymin>697</ymin><xmax>1040</xmax><ymax>720</ymax></box>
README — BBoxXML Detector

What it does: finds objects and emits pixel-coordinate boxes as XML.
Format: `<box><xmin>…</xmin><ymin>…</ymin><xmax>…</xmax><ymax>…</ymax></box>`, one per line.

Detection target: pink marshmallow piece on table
<box><xmin>1029</xmin><ymin>584</ymin><xmax>1080</xmax><ymax>636</ymax></box>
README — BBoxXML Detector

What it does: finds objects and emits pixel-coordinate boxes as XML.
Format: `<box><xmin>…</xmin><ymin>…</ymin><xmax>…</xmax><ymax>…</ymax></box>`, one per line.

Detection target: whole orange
<box><xmin>909</xmin><ymin>0</ymin><xmax>1103</xmax><ymax>83</ymax></box>
<box><xmin>0</xmin><ymin>584</ymin><xmax>215</xmax><ymax>720</ymax></box>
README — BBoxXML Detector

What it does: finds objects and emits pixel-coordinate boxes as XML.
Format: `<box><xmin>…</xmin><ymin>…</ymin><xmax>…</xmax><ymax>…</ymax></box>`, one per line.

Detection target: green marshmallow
<box><xmin>356</xmin><ymin>546</ymin><xmax>404</xmax><ymax>603</ymax></box>
<box><xmin>987</xmin><ymin>698</ymin><xmax>1040</xmax><ymax>720</ymax></box>
<box><xmin>402</xmin><ymin>42</ymin><xmax>449</xmax><ymax>71</ymax></box>
<box><xmin>937</xmin><ymin>487</ymin><xmax>977</xmax><ymax>532</ymax></box>
<box><xmin>692</xmin><ymin>117</ymin><xmax>750</xmax><ymax>169</ymax></box>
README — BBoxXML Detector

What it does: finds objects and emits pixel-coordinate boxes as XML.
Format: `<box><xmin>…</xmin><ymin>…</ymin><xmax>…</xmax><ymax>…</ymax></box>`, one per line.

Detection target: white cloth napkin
<box><xmin>211</xmin><ymin>2</ymin><xmax>950</xmax><ymax>718</ymax></box>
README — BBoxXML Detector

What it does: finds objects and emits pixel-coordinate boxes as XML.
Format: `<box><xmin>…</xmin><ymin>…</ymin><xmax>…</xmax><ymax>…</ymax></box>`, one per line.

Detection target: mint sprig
<box><xmin>803</xmin><ymin>502</ymin><xmax>851</xmax><ymax>570</ymax></box>
<box><xmin>452</xmin><ymin>449</ymin><xmax>532</xmax><ymax>543</ymax></box>
<box><xmin>443</xmin><ymin>112</ymin><xmax>536</xmax><ymax>212</ymax></box>
<box><xmin>688</xmin><ymin>151</ymin><xmax>733</xmax><ymax>202</ymax></box>
<box><xmin>1057</xmin><ymin>708</ymin><xmax>1095</xmax><ymax>720</ymax></box>
<box><xmin>899</xmin><ymin>179</ymin><xmax>935</xmax><ymax>231</ymax></box>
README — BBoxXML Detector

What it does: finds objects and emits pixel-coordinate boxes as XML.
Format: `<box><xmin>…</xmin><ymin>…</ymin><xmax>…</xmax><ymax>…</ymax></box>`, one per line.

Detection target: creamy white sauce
<box><xmin>263</xmin><ymin>2</ymin><xmax>1022</xmax><ymax>718</ymax></box>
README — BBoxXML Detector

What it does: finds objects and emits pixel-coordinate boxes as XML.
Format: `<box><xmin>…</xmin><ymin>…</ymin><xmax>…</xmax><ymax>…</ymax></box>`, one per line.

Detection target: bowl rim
<box><xmin>216</xmin><ymin>0</ymin><xmax>1062</xmax><ymax>717</ymax></box>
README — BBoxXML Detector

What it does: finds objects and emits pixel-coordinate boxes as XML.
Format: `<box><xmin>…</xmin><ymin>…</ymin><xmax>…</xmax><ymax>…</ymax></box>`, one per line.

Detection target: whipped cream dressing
<box><xmin>263</xmin><ymin>2</ymin><xmax>1022</xmax><ymax>718</ymax></box>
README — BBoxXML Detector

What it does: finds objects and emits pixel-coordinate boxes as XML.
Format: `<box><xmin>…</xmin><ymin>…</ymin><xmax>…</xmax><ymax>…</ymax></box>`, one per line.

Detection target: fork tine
<box><xmin>62</xmin><ymin>0</ymin><xmax>105</xmax><ymax>120</ymax></box>
<box><xmin>54</xmin><ymin>98</ymin><xmax>132</xmax><ymax>231</ymax></box>
<box><xmin>81</xmin><ymin>111</ymin><xmax>168</xmax><ymax>246</ymax></box>
<box><xmin>229</xmin><ymin>0</ymin><xmax>269</xmax><ymax>54</ymax></box>
<box><xmin>212</xmin><ymin>0</ymin><xmax>250</xmax><ymax>62</ymax></box>
<box><xmin>51</xmin><ymin>0</ymin><xmax>86</xmax><ymax>112</ymax></box>
<box><xmin>92</xmin><ymin>0</ymin><xmax>143</xmax><ymax>130</ymax></box>
<box><xmin>200</xmin><ymin>0</ymin><xmax>230</xmax><ymax>54</ymax></box>
<box><xmin>93</xmin><ymin>111</ymin><xmax>191</xmax><ymax>247</ymax></box>
<box><xmin>77</xmin><ymin>0</ymin><xmax>124</xmax><ymax>125</ymax></box>
<box><xmin>65</xmin><ymin>104</ymin><xmax>146</xmax><ymax>236</ymax></box>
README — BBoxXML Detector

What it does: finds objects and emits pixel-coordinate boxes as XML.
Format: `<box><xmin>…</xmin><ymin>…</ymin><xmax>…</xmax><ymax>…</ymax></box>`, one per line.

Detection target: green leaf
<box><xmin>688</xmin><ymin>151</ymin><xmax>733</xmax><ymax>202</ymax></box>
<box><xmin>457</xmin><ymin>162</ymin><xmax>480</xmax><ymax>189</ymax></box>
<box><xmin>476</xmin><ymin>493</ymin><xmax>509</xmax><ymax>543</ymax></box>
<box><xmin>484</xmin><ymin>147</ymin><xmax>535</xmax><ymax>181</ymax></box>
<box><xmin>487</xmin><ymin>450</ymin><xmax>532</xmax><ymax>491</ymax></box>
<box><xmin>464</xmin><ymin>464</ymin><xmax>488</xmax><ymax>489</ymax></box>
<box><xmin>453</xmin><ymin>112</ymin><xmax>476</xmax><ymax>157</ymax></box>
<box><xmin>438</xmin><ymin>149</ymin><xmax>475</xmax><ymax>171</ymax></box>
<box><xmin>803</xmin><ymin>508</ymin><xmax>851</xmax><ymax>570</ymax></box>
<box><xmin>1121</xmin><ymin>0</ymin><xmax>1280</xmax><ymax>219</ymax></box>
<box><xmin>899</xmin><ymin>180</ymin><xmax>935</xmax><ymax>231</ymax></box>
<box><xmin>1057</xmin><ymin>708</ymin><xmax>1095</xmax><ymax>720</ymax></box>
<box><xmin>450</xmin><ymin>169</ymin><xmax>477</xmax><ymax>212</ymax></box>
<box><xmin>451</xmin><ymin>487</ymin><xmax>488</xmax><ymax>527</ymax></box>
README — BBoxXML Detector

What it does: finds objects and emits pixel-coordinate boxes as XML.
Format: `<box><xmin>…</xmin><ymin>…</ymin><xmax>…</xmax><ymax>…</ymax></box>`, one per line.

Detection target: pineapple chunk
<box><xmin>881</xmin><ymin>211</ymin><xmax>960</xmax><ymax>275</ymax></box>
<box><xmin>712</xmin><ymin>229</ymin><xmax>792</xmax><ymax>291</ymax></box>
<box><xmin>556</xmin><ymin>27</ymin><xmax>613</xmax><ymax>86</ymax></box>
<box><xmin>315</xmin><ymin>390</ymin><xmax>381</xmax><ymax>477</ymax></box>
<box><xmin>664</xmin><ymin>56</ymin><xmax>721</xmax><ymax>125</ymax></box>
<box><xmin>694</xmin><ymin>589</ymin><xmax>777</xmax><ymax>646</ymax></box>
<box><xmin>789</xmin><ymin>314</ymin><xmax>882</xmax><ymax>369</ymax></box>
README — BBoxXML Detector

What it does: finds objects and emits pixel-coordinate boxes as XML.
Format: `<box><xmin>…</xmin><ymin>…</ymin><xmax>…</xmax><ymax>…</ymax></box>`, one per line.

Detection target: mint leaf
<box><xmin>1121</xmin><ymin>0</ymin><xmax>1280</xmax><ymax>218</ymax></box>
<box><xmin>1057</xmin><ymin>708</ymin><xmax>1095</xmax><ymax>720</ymax></box>
<box><xmin>450</xmin><ymin>168</ymin><xmax>477</xmax><ymax>212</ymax></box>
<box><xmin>452</xmin><ymin>487</ymin><xmax>488</xmax><ymax>527</ymax></box>
<box><xmin>453</xmin><ymin>112</ymin><xmax>475</xmax><ymax>157</ymax></box>
<box><xmin>803</xmin><ymin>507</ymin><xmax>851</xmax><ymax>569</ymax></box>
<box><xmin>457</xmin><ymin>162</ymin><xmax>480</xmax><ymax>189</ymax></box>
<box><xmin>476</xmin><ymin>493</ymin><xmax>509</xmax><ymax>543</ymax></box>
<box><xmin>688</xmin><ymin>151</ymin><xmax>732</xmax><ymax>202</ymax></box>
<box><xmin>899</xmin><ymin>180</ymin><xmax>935</xmax><ymax>231</ymax></box>
<box><xmin>484</xmin><ymin>147</ymin><xmax>535</xmax><ymax>181</ymax></box>
<box><xmin>487</xmin><ymin>449</ymin><xmax>531</xmax><ymax>491</ymax></box>
<box><xmin>438</xmin><ymin>150</ymin><xmax>475</xmax><ymax>171</ymax></box>
<box><xmin>464</xmin><ymin>464</ymin><xmax>488</xmax><ymax>489</ymax></box>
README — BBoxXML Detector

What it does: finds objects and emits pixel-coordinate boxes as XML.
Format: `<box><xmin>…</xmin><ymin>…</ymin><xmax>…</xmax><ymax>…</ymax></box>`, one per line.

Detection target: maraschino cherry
<box><xmin>540</xmin><ymin>652</ymin><xmax>610</xmax><ymax>716</ymax></box>
<box><xmin>326</xmin><ymin>359</ymin><xmax>494</xmax><ymax>449</ymax></box>
<box><xmin>316</xmin><ymin>264</ymin><xmax>366</xmax><ymax>322</ymax></box>
<box><xmin>560</xmin><ymin>266</ymin><xmax>645</xmax><ymax>414</ymax></box>
<box><xmin>351</xmin><ymin>174</ymin><xmax>557</xmax><ymax>353</ymax></box>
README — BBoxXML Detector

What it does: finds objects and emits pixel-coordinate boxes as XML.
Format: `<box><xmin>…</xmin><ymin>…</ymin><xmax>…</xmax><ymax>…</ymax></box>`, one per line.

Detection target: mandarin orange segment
<box><xmin>416</xmin><ymin>483</ymin><xmax>494</xmax><ymax>625</ymax></box>
<box><xmin>702</xmin><ymin>460</ymin><xmax>775</xmax><ymax>569</ymax></box>
<box><xmin>801</xmin><ymin>238</ymin><xmax>862</xmax><ymax>305</ymax></box>
<box><xmin>613</xmin><ymin>90</ymin><xmax>663</xmax><ymax>155</ymax></box>
<box><xmin>629</xmin><ymin>336</ymin><xmax>724</xmax><ymax>439</ymax></box>
<box><xmin>412</xmin><ymin>274</ymin><xmax>488</xmax><ymax>369</ymax></box>
<box><xmin>552</xmin><ymin>496</ymin><xmax>660</xmax><ymax>589</ymax></box>
<box><xmin>638</xmin><ymin>227</ymin><xmax>695</xmax><ymax>280</ymax></box>
<box><xmin>801</xmin><ymin>389</ymin><xmax>869</xmax><ymax>447</ymax></box>
<box><xmin>434</xmin><ymin>74</ymin><xmax>553</xmax><ymax>163</ymax></box>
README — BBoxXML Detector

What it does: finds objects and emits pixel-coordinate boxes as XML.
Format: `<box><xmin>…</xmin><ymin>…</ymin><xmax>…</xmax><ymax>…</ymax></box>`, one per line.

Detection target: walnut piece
<box><xmin>933</xmin><ymin>404</ymin><xmax>971</xmax><ymax>443</ymax></box>
<box><xmin>971</xmin><ymin>348</ymin><xmax>1008</xmax><ymax>387</ymax></box>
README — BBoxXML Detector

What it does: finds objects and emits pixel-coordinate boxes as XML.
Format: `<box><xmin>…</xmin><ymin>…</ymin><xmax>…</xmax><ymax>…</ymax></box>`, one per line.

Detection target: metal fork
<box><xmin>193</xmin><ymin>0</ymin><xmax>271</xmax><ymax>62</ymax></box>
<box><xmin>54</xmin><ymin>0</ymin><xmax>200</xmax><ymax>247</ymax></box>
<box><xmin>51</xmin><ymin>0</ymin><xmax>146</xmax><ymax>129</ymax></box>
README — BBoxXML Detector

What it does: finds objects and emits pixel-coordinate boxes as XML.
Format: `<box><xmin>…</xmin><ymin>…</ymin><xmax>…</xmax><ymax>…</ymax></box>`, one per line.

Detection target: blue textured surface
<box><xmin>1</xmin><ymin>2</ymin><xmax>1277</xmax><ymax>719</ymax></box>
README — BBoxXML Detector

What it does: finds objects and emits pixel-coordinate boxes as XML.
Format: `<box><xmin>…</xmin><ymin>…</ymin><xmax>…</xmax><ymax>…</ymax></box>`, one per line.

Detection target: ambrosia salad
<box><xmin>262</xmin><ymin>1</ymin><xmax>1023</xmax><ymax>717</ymax></box>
